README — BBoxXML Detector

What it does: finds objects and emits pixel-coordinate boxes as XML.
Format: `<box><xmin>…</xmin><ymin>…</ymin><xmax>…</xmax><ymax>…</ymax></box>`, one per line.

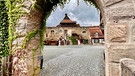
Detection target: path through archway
<box><xmin>6</xmin><ymin>0</ymin><xmax>135</xmax><ymax>76</ymax></box>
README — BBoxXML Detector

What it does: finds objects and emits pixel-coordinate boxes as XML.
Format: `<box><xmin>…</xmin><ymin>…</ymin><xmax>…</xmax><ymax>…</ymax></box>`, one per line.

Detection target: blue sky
<box><xmin>46</xmin><ymin>0</ymin><xmax>100</xmax><ymax>27</ymax></box>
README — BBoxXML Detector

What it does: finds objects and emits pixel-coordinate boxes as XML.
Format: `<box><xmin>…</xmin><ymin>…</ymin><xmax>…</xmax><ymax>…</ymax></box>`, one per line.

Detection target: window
<box><xmin>82</xmin><ymin>31</ymin><xmax>86</xmax><ymax>33</ymax></box>
<box><xmin>94</xmin><ymin>39</ymin><xmax>99</xmax><ymax>43</ymax></box>
<box><xmin>101</xmin><ymin>23</ymin><xmax>104</xmax><ymax>30</ymax></box>
<box><xmin>64</xmin><ymin>30</ymin><xmax>67</xmax><ymax>34</ymax></box>
<box><xmin>51</xmin><ymin>30</ymin><xmax>54</xmax><ymax>33</ymax></box>
<box><xmin>59</xmin><ymin>30</ymin><xmax>62</xmax><ymax>33</ymax></box>
<box><xmin>95</xmin><ymin>32</ymin><xmax>99</xmax><ymax>37</ymax></box>
<box><xmin>46</xmin><ymin>34</ymin><xmax>48</xmax><ymax>37</ymax></box>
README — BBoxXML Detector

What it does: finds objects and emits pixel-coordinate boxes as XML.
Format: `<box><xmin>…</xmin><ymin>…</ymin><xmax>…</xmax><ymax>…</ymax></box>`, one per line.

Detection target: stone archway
<box><xmin>8</xmin><ymin>0</ymin><xmax>135</xmax><ymax>76</ymax></box>
<box><xmin>97</xmin><ymin>0</ymin><xmax>135</xmax><ymax>76</ymax></box>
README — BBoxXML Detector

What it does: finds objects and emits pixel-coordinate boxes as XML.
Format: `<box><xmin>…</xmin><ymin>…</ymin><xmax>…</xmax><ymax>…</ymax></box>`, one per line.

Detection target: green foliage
<box><xmin>40</xmin><ymin>19</ymin><xmax>46</xmax><ymax>49</ymax></box>
<box><xmin>84</xmin><ymin>0</ymin><xmax>98</xmax><ymax>8</ymax></box>
<box><xmin>71</xmin><ymin>37</ymin><xmax>77</xmax><ymax>45</ymax></box>
<box><xmin>22</xmin><ymin>30</ymin><xmax>39</xmax><ymax>48</ymax></box>
<box><xmin>0</xmin><ymin>1</ymin><xmax>9</xmax><ymax>57</ymax></box>
<box><xmin>32</xmin><ymin>46</ymin><xmax>40</xmax><ymax>76</ymax></box>
<box><xmin>68</xmin><ymin>36</ymin><xmax>77</xmax><ymax>45</ymax></box>
<box><xmin>6</xmin><ymin>0</ymin><xmax>26</xmax><ymax>50</ymax></box>
<box><xmin>0</xmin><ymin>1</ymin><xmax>9</xmax><ymax>72</ymax></box>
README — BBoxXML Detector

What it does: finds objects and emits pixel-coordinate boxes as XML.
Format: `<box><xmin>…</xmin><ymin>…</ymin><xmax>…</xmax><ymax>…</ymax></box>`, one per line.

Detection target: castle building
<box><xmin>44</xmin><ymin>14</ymin><xmax>104</xmax><ymax>45</ymax></box>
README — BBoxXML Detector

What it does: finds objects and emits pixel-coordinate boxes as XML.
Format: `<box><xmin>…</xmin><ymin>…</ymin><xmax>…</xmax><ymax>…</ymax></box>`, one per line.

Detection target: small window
<box><xmin>95</xmin><ymin>32</ymin><xmax>99</xmax><ymax>37</ymax></box>
<box><xmin>64</xmin><ymin>30</ymin><xmax>67</xmax><ymax>34</ymax></box>
<box><xmin>82</xmin><ymin>31</ymin><xmax>86</xmax><ymax>33</ymax></box>
<box><xmin>101</xmin><ymin>23</ymin><xmax>104</xmax><ymax>30</ymax></box>
<box><xmin>59</xmin><ymin>30</ymin><xmax>62</xmax><ymax>33</ymax></box>
<box><xmin>51</xmin><ymin>30</ymin><xmax>54</xmax><ymax>33</ymax></box>
<box><xmin>94</xmin><ymin>39</ymin><xmax>99</xmax><ymax>43</ymax></box>
<box><xmin>46</xmin><ymin>34</ymin><xmax>48</xmax><ymax>37</ymax></box>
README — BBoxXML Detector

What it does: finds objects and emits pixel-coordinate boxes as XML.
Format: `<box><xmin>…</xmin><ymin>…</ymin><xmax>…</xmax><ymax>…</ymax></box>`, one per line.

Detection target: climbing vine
<box><xmin>5</xmin><ymin>0</ymin><xmax>26</xmax><ymax>52</ymax></box>
<box><xmin>0</xmin><ymin>1</ymin><xmax>9</xmax><ymax>74</ymax></box>
<box><xmin>23</xmin><ymin>30</ymin><xmax>39</xmax><ymax>48</ymax></box>
<box><xmin>0</xmin><ymin>1</ymin><xmax>9</xmax><ymax>57</ymax></box>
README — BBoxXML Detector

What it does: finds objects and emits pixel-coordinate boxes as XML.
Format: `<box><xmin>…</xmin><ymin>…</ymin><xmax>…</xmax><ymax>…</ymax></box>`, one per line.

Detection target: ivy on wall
<box><xmin>0</xmin><ymin>1</ymin><xmax>9</xmax><ymax>57</ymax></box>
<box><xmin>6</xmin><ymin>0</ymin><xmax>26</xmax><ymax>52</ymax></box>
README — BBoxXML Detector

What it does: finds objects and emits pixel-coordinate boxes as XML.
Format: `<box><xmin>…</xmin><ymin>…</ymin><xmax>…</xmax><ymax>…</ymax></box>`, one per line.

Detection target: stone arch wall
<box><xmin>97</xmin><ymin>0</ymin><xmax>135</xmax><ymax>76</ymax></box>
<box><xmin>10</xmin><ymin>0</ymin><xmax>135</xmax><ymax>76</ymax></box>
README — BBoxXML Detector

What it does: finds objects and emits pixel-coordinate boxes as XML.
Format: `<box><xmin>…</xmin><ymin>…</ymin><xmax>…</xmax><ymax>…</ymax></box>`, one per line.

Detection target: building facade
<box><xmin>89</xmin><ymin>26</ymin><xmax>104</xmax><ymax>44</ymax></box>
<box><xmin>44</xmin><ymin>14</ymin><xmax>104</xmax><ymax>45</ymax></box>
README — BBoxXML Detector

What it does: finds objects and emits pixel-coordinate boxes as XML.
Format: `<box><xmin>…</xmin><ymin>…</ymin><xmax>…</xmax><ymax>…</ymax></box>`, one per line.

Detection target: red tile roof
<box><xmin>59</xmin><ymin>14</ymin><xmax>77</xmax><ymax>25</ymax></box>
<box><xmin>89</xmin><ymin>27</ymin><xmax>104</xmax><ymax>39</ymax></box>
<box><xmin>60</xmin><ymin>19</ymin><xmax>76</xmax><ymax>24</ymax></box>
<box><xmin>56</xmin><ymin>14</ymin><xmax>80</xmax><ymax>27</ymax></box>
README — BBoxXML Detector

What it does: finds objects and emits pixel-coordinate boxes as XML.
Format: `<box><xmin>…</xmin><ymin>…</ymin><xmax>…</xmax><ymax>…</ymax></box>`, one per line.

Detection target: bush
<box><xmin>0</xmin><ymin>1</ymin><xmax>9</xmax><ymax>57</ymax></box>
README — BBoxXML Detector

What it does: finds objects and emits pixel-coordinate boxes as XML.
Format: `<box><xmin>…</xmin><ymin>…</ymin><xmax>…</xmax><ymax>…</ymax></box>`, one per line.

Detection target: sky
<box><xmin>46</xmin><ymin>0</ymin><xmax>100</xmax><ymax>27</ymax></box>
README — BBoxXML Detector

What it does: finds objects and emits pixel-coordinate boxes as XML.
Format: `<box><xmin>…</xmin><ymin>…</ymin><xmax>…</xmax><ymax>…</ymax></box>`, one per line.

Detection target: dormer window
<box><xmin>95</xmin><ymin>32</ymin><xmax>99</xmax><ymax>37</ymax></box>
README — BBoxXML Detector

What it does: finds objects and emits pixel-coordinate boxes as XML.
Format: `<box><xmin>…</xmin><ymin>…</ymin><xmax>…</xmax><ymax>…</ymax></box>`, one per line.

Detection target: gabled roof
<box><xmin>57</xmin><ymin>14</ymin><xmax>80</xmax><ymax>27</ymax></box>
<box><xmin>60</xmin><ymin>14</ymin><xmax>76</xmax><ymax>24</ymax></box>
<box><xmin>89</xmin><ymin>26</ymin><xmax>104</xmax><ymax>39</ymax></box>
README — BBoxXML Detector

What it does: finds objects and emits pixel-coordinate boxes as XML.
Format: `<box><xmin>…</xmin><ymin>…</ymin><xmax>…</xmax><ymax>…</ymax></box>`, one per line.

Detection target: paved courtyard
<box><xmin>41</xmin><ymin>45</ymin><xmax>105</xmax><ymax>76</ymax></box>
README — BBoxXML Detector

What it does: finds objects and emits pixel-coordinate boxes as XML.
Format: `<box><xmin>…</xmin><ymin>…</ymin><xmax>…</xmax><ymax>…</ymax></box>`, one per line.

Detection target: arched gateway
<box><xmin>5</xmin><ymin>0</ymin><xmax>135</xmax><ymax>76</ymax></box>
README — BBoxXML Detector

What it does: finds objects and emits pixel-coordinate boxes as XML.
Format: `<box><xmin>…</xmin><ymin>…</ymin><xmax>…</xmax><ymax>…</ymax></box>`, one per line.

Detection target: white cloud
<box><xmin>46</xmin><ymin>0</ymin><xmax>100</xmax><ymax>27</ymax></box>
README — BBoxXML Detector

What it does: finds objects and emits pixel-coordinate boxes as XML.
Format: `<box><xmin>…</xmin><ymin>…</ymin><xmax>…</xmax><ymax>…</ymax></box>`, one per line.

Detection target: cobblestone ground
<box><xmin>41</xmin><ymin>45</ymin><xmax>105</xmax><ymax>76</ymax></box>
